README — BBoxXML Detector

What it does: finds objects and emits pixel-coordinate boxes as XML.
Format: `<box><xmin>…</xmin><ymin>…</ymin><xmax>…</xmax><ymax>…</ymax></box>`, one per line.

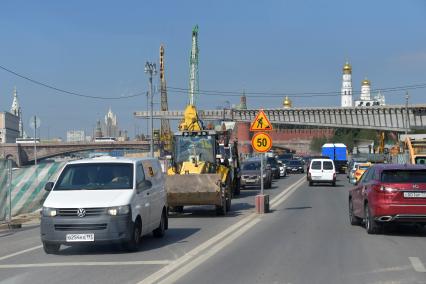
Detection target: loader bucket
<box><xmin>165</xmin><ymin>174</ymin><xmax>224</xmax><ymax>207</ymax></box>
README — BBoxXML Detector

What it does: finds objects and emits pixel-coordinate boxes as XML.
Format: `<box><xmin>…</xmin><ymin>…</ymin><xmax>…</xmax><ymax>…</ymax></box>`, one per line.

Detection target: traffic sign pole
<box><xmin>250</xmin><ymin>109</ymin><xmax>273</xmax><ymax>214</ymax></box>
<box><xmin>260</xmin><ymin>153</ymin><xmax>264</xmax><ymax>195</ymax></box>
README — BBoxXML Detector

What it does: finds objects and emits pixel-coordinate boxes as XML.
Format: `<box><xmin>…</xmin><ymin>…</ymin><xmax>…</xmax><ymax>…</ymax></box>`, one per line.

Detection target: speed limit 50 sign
<box><xmin>251</xmin><ymin>132</ymin><xmax>272</xmax><ymax>153</ymax></box>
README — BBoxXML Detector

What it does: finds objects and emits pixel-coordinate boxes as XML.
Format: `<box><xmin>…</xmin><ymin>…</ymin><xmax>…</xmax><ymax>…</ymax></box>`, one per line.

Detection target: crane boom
<box><xmin>188</xmin><ymin>25</ymin><xmax>199</xmax><ymax>106</ymax></box>
<box><xmin>159</xmin><ymin>44</ymin><xmax>171</xmax><ymax>152</ymax></box>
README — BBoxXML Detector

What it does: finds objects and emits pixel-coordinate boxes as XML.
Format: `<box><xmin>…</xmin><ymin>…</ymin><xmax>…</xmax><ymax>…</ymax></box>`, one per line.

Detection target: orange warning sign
<box><xmin>251</xmin><ymin>132</ymin><xmax>273</xmax><ymax>153</ymax></box>
<box><xmin>250</xmin><ymin>110</ymin><xmax>273</xmax><ymax>131</ymax></box>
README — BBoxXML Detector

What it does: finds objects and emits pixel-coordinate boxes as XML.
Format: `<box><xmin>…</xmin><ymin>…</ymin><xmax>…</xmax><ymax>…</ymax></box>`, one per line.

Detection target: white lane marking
<box><xmin>0</xmin><ymin>260</ymin><xmax>172</xmax><ymax>268</ymax></box>
<box><xmin>0</xmin><ymin>245</ymin><xmax>42</xmax><ymax>261</ymax></box>
<box><xmin>139</xmin><ymin>177</ymin><xmax>304</xmax><ymax>284</ymax></box>
<box><xmin>157</xmin><ymin>218</ymin><xmax>261</xmax><ymax>284</ymax></box>
<box><xmin>409</xmin><ymin>257</ymin><xmax>426</xmax><ymax>272</ymax></box>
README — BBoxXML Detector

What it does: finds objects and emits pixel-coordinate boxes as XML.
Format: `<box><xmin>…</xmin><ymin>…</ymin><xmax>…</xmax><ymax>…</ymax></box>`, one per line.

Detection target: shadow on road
<box><xmin>382</xmin><ymin>224</ymin><xmax>426</xmax><ymax>237</ymax></box>
<box><xmin>57</xmin><ymin>228</ymin><xmax>201</xmax><ymax>255</ymax></box>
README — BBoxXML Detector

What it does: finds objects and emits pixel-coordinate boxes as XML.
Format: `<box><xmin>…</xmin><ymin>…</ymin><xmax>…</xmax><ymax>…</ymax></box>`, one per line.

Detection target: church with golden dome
<box><xmin>341</xmin><ymin>61</ymin><xmax>386</xmax><ymax>107</ymax></box>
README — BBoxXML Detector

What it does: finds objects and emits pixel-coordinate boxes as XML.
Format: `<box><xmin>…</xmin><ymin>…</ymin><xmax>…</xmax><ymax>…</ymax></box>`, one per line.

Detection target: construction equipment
<box><xmin>405</xmin><ymin>135</ymin><xmax>426</xmax><ymax>164</ymax></box>
<box><xmin>165</xmin><ymin>25</ymin><xmax>233</xmax><ymax>215</ymax></box>
<box><xmin>159</xmin><ymin>44</ymin><xmax>172</xmax><ymax>154</ymax></box>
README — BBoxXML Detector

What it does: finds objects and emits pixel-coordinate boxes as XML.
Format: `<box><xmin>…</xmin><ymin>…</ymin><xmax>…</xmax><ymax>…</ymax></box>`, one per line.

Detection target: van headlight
<box><xmin>263</xmin><ymin>173</ymin><xmax>267</xmax><ymax>178</ymax></box>
<box><xmin>107</xmin><ymin>205</ymin><xmax>130</xmax><ymax>216</ymax></box>
<box><xmin>42</xmin><ymin>207</ymin><xmax>57</xmax><ymax>217</ymax></box>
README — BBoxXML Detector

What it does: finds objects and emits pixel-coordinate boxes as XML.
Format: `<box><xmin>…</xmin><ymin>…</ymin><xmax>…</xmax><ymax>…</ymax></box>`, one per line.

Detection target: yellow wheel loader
<box><xmin>166</xmin><ymin>130</ymin><xmax>232</xmax><ymax>215</ymax></box>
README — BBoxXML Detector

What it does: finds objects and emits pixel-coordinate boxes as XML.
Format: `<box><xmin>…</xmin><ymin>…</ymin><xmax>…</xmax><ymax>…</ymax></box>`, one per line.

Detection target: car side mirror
<box><xmin>45</xmin><ymin>182</ymin><xmax>54</xmax><ymax>192</ymax></box>
<box><xmin>165</xmin><ymin>155</ymin><xmax>172</xmax><ymax>160</ymax></box>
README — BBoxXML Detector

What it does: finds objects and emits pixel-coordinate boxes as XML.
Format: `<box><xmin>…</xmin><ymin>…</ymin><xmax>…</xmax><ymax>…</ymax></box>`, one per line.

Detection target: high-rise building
<box><xmin>103</xmin><ymin>107</ymin><xmax>119</xmax><ymax>137</ymax></box>
<box><xmin>67</xmin><ymin>130</ymin><xmax>86</xmax><ymax>142</ymax></box>
<box><xmin>341</xmin><ymin>62</ymin><xmax>353</xmax><ymax>107</ymax></box>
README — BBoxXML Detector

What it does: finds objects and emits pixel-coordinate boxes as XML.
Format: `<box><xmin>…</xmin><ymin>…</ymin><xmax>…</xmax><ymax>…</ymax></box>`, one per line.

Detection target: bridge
<box><xmin>1</xmin><ymin>141</ymin><xmax>150</xmax><ymax>167</ymax></box>
<box><xmin>134</xmin><ymin>104</ymin><xmax>426</xmax><ymax>132</ymax></box>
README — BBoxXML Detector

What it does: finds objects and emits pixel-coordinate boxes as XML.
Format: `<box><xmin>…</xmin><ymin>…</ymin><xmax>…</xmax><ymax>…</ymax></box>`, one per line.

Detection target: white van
<box><xmin>40</xmin><ymin>156</ymin><xmax>167</xmax><ymax>254</ymax></box>
<box><xmin>308</xmin><ymin>158</ymin><xmax>336</xmax><ymax>186</ymax></box>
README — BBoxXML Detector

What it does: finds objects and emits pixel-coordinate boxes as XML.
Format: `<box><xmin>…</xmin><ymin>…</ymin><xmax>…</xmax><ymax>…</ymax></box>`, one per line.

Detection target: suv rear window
<box><xmin>311</xmin><ymin>161</ymin><xmax>321</xmax><ymax>170</ymax></box>
<box><xmin>323</xmin><ymin>161</ymin><xmax>334</xmax><ymax>170</ymax></box>
<box><xmin>381</xmin><ymin>170</ymin><xmax>426</xmax><ymax>183</ymax></box>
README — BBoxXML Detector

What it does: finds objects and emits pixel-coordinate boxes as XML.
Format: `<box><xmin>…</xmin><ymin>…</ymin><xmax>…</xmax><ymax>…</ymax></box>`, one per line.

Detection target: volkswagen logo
<box><xmin>413</xmin><ymin>184</ymin><xmax>419</xmax><ymax>189</ymax></box>
<box><xmin>77</xmin><ymin>208</ymin><xmax>86</xmax><ymax>218</ymax></box>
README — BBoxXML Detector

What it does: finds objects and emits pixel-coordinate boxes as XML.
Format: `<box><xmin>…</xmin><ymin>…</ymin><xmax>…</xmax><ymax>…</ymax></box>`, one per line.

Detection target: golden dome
<box><xmin>362</xmin><ymin>78</ymin><xmax>370</xmax><ymax>86</ymax></box>
<box><xmin>283</xmin><ymin>96</ymin><xmax>292</xmax><ymax>108</ymax></box>
<box><xmin>343</xmin><ymin>61</ymin><xmax>352</xmax><ymax>73</ymax></box>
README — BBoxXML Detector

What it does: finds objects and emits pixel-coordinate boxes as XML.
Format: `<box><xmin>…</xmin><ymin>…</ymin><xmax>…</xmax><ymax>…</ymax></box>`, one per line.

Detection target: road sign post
<box><xmin>250</xmin><ymin>110</ymin><xmax>273</xmax><ymax>214</ymax></box>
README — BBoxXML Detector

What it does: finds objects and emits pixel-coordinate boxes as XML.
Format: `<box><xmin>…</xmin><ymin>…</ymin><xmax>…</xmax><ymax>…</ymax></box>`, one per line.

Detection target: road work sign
<box><xmin>251</xmin><ymin>132</ymin><xmax>272</xmax><ymax>153</ymax></box>
<box><xmin>250</xmin><ymin>110</ymin><xmax>273</xmax><ymax>131</ymax></box>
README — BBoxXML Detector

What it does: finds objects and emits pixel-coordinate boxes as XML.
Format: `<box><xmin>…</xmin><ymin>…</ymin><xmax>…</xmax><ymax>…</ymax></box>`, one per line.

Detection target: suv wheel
<box><xmin>349</xmin><ymin>199</ymin><xmax>361</xmax><ymax>226</ymax></box>
<box><xmin>364</xmin><ymin>204</ymin><xmax>381</xmax><ymax>234</ymax></box>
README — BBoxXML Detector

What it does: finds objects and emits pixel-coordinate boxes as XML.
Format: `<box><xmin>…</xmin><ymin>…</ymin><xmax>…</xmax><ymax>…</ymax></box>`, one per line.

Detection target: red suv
<box><xmin>349</xmin><ymin>164</ymin><xmax>426</xmax><ymax>234</ymax></box>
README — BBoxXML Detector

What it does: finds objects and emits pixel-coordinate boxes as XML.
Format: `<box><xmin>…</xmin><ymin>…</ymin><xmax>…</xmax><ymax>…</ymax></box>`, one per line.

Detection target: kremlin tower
<box><xmin>341</xmin><ymin>61</ymin><xmax>353</xmax><ymax>107</ymax></box>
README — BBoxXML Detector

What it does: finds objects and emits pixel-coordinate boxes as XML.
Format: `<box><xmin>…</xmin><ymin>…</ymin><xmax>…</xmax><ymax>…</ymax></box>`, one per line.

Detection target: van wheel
<box><xmin>43</xmin><ymin>242</ymin><xmax>60</xmax><ymax>254</ymax></box>
<box><xmin>364</xmin><ymin>204</ymin><xmax>381</xmax><ymax>234</ymax></box>
<box><xmin>332</xmin><ymin>181</ymin><xmax>336</xmax><ymax>187</ymax></box>
<box><xmin>153</xmin><ymin>211</ymin><xmax>166</xmax><ymax>238</ymax></box>
<box><xmin>309</xmin><ymin>182</ymin><xmax>313</xmax><ymax>186</ymax></box>
<box><xmin>126</xmin><ymin>220</ymin><xmax>141</xmax><ymax>251</ymax></box>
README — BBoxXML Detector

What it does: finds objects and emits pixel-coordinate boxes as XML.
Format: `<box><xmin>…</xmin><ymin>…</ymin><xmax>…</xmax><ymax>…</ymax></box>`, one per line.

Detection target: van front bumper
<box><xmin>40</xmin><ymin>214</ymin><xmax>133</xmax><ymax>245</ymax></box>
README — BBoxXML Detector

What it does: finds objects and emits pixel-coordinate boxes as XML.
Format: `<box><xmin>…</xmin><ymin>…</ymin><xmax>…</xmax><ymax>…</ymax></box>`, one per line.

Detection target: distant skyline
<box><xmin>1</xmin><ymin>0</ymin><xmax>425</xmax><ymax>138</ymax></box>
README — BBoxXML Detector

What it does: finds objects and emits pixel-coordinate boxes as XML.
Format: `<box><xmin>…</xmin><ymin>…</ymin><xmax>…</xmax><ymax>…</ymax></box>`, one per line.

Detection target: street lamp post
<box><xmin>145</xmin><ymin>61</ymin><xmax>157</xmax><ymax>157</ymax></box>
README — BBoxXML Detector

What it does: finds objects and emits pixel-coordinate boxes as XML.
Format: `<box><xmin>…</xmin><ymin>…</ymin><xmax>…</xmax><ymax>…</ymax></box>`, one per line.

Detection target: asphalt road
<box><xmin>2</xmin><ymin>174</ymin><xmax>426</xmax><ymax>284</ymax></box>
<box><xmin>0</xmin><ymin>173</ymin><xmax>303</xmax><ymax>284</ymax></box>
<box><xmin>175</xmin><ymin>176</ymin><xmax>426</xmax><ymax>284</ymax></box>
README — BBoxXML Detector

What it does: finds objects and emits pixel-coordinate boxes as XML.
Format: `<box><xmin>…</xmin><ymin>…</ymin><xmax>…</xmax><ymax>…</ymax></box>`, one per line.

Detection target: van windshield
<box><xmin>55</xmin><ymin>163</ymin><xmax>134</xmax><ymax>190</ymax></box>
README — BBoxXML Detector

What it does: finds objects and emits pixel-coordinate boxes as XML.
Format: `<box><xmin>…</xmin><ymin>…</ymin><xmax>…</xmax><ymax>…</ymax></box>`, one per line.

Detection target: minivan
<box><xmin>308</xmin><ymin>158</ymin><xmax>336</xmax><ymax>186</ymax></box>
<box><xmin>40</xmin><ymin>156</ymin><xmax>167</xmax><ymax>254</ymax></box>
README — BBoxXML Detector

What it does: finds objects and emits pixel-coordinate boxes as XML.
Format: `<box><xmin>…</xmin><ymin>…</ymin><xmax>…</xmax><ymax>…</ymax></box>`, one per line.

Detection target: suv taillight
<box><xmin>333</xmin><ymin>173</ymin><xmax>336</xmax><ymax>179</ymax></box>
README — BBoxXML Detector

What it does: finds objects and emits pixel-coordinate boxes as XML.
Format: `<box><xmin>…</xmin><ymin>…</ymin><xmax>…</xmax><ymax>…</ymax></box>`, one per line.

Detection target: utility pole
<box><xmin>145</xmin><ymin>62</ymin><xmax>157</xmax><ymax>157</ymax></box>
<box><xmin>405</xmin><ymin>92</ymin><xmax>409</xmax><ymax>137</ymax></box>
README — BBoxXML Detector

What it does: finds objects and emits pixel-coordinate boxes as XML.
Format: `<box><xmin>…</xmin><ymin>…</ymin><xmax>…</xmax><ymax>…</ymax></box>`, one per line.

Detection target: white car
<box><xmin>307</xmin><ymin>158</ymin><xmax>336</xmax><ymax>186</ymax></box>
<box><xmin>40</xmin><ymin>156</ymin><xmax>168</xmax><ymax>254</ymax></box>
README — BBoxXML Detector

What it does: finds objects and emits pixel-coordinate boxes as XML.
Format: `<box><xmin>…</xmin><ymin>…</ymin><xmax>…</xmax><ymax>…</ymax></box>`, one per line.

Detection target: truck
<box><xmin>321</xmin><ymin>143</ymin><xmax>348</xmax><ymax>174</ymax></box>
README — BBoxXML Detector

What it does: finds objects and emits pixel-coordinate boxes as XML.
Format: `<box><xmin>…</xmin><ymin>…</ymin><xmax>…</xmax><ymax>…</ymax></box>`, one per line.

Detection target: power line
<box><xmin>0</xmin><ymin>64</ymin><xmax>145</xmax><ymax>100</ymax></box>
<box><xmin>1</xmin><ymin>63</ymin><xmax>425</xmax><ymax>100</ymax></box>
<box><xmin>168</xmin><ymin>84</ymin><xmax>426</xmax><ymax>98</ymax></box>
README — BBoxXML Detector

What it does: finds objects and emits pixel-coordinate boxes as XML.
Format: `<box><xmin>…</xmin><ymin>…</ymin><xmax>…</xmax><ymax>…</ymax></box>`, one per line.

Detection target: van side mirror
<box><xmin>45</xmin><ymin>182</ymin><xmax>54</xmax><ymax>192</ymax></box>
<box><xmin>137</xmin><ymin>180</ymin><xmax>152</xmax><ymax>193</ymax></box>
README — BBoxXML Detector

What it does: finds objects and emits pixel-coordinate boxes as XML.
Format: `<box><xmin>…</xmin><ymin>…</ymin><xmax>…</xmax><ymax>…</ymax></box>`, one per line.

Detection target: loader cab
<box><xmin>171</xmin><ymin>130</ymin><xmax>219</xmax><ymax>174</ymax></box>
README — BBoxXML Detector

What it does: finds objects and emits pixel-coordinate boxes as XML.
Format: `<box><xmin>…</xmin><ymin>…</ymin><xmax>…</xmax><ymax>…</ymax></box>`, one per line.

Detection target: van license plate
<box><xmin>403</xmin><ymin>192</ymin><xmax>426</xmax><ymax>198</ymax></box>
<box><xmin>66</xmin><ymin>234</ymin><xmax>94</xmax><ymax>242</ymax></box>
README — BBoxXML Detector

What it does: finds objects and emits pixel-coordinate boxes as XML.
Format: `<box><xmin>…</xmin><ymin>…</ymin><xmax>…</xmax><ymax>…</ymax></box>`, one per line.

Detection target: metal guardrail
<box><xmin>0</xmin><ymin>159</ymin><xmax>12</xmax><ymax>224</ymax></box>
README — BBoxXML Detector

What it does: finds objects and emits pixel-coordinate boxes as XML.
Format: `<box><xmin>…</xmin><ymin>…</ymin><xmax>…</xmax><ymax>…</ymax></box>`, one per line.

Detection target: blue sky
<box><xmin>0</xmin><ymin>0</ymin><xmax>425</xmax><ymax>138</ymax></box>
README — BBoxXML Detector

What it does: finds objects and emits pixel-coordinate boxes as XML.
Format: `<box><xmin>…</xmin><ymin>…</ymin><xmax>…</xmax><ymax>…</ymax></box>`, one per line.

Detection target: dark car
<box><xmin>286</xmin><ymin>159</ymin><xmax>305</xmax><ymax>174</ymax></box>
<box><xmin>266</xmin><ymin>157</ymin><xmax>280</xmax><ymax>179</ymax></box>
<box><xmin>349</xmin><ymin>164</ymin><xmax>426</xmax><ymax>234</ymax></box>
<box><xmin>240</xmin><ymin>159</ymin><xmax>272</xmax><ymax>189</ymax></box>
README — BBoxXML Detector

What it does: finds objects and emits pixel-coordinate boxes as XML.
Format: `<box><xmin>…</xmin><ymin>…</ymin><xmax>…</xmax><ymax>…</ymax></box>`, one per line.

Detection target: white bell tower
<box><xmin>341</xmin><ymin>61</ymin><xmax>353</xmax><ymax>107</ymax></box>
